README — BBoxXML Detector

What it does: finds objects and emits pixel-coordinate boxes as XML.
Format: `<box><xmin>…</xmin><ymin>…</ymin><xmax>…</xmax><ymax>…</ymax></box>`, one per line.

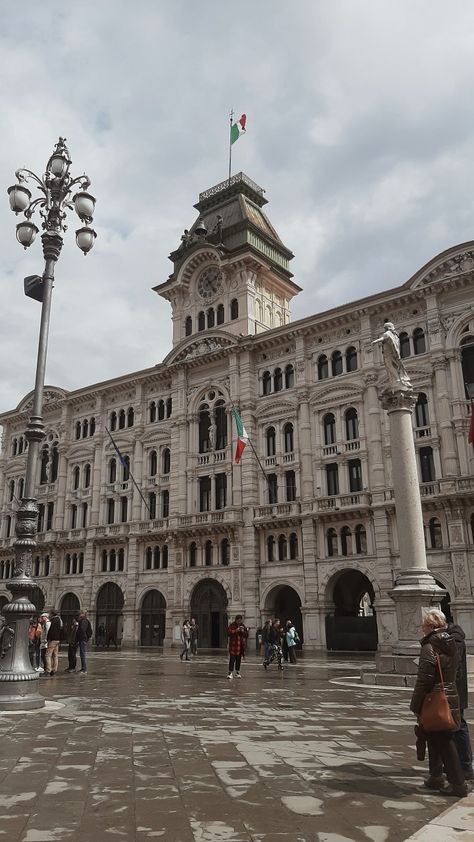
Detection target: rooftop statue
<box><xmin>372</xmin><ymin>322</ymin><xmax>412</xmax><ymax>390</ymax></box>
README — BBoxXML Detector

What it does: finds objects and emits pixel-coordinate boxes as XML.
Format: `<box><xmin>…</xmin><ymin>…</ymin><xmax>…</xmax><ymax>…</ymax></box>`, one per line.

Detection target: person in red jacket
<box><xmin>227</xmin><ymin>615</ymin><xmax>249</xmax><ymax>680</ymax></box>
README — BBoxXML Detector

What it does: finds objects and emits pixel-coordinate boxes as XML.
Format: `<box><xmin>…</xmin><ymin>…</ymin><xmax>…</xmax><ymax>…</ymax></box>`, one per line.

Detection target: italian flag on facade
<box><xmin>232</xmin><ymin>407</ymin><xmax>249</xmax><ymax>464</ymax></box>
<box><xmin>230</xmin><ymin>114</ymin><xmax>246</xmax><ymax>144</ymax></box>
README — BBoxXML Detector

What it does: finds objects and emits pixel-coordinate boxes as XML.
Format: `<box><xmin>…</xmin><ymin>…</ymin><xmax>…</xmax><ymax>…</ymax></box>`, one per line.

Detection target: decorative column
<box><xmin>432</xmin><ymin>356</ymin><xmax>458</xmax><ymax>476</ymax></box>
<box><xmin>380</xmin><ymin>385</ymin><xmax>443</xmax><ymax>663</ymax></box>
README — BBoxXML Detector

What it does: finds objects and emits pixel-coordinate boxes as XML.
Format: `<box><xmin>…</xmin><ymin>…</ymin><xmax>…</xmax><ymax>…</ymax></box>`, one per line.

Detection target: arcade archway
<box><xmin>264</xmin><ymin>584</ymin><xmax>303</xmax><ymax>645</ymax></box>
<box><xmin>140</xmin><ymin>590</ymin><xmax>166</xmax><ymax>646</ymax></box>
<box><xmin>435</xmin><ymin>579</ymin><xmax>453</xmax><ymax>623</ymax></box>
<box><xmin>96</xmin><ymin>582</ymin><xmax>124</xmax><ymax>647</ymax></box>
<box><xmin>59</xmin><ymin>592</ymin><xmax>81</xmax><ymax>638</ymax></box>
<box><xmin>325</xmin><ymin>568</ymin><xmax>378</xmax><ymax>651</ymax></box>
<box><xmin>190</xmin><ymin>579</ymin><xmax>228</xmax><ymax>648</ymax></box>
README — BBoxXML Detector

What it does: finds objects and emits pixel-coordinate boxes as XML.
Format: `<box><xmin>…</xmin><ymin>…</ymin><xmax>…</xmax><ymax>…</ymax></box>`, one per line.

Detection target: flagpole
<box><xmin>231</xmin><ymin>402</ymin><xmax>267</xmax><ymax>481</ymax></box>
<box><xmin>105</xmin><ymin>427</ymin><xmax>151</xmax><ymax>517</ymax></box>
<box><xmin>228</xmin><ymin>109</ymin><xmax>234</xmax><ymax>186</ymax></box>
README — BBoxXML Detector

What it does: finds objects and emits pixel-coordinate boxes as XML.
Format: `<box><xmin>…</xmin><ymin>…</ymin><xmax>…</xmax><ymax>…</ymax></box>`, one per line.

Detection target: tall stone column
<box><xmin>432</xmin><ymin>356</ymin><xmax>458</xmax><ymax>476</ymax></box>
<box><xmin>380</xmin><ymin>386</ymin><xmax>443</xmax><ymax>661</ymax></box>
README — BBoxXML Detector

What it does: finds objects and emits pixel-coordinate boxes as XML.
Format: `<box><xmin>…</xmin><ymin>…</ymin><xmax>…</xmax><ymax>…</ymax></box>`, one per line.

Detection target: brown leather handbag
<box><xmin>420</xmin><ymin>655</ymin><xmax>456</xmax><ymax>732</ymax></box>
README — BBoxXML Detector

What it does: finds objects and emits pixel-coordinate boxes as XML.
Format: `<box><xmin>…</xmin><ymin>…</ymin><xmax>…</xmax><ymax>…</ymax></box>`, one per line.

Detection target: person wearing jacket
<box><xmin>45</xmin><ymin>609</ymin><xmax>63</xmax><ymax>676</ymax></box>
<box><xmin>227</xmin><ymin>615</ymin><xmax>249</xmax><ymax>679</ymax></box>
<box><xmin>66</xmin><ymin>616</ymin><xmax>79</xmax><ymax>673</ymax></box>
<box><xmin>286</xmin><ymin>620</ymin><xmax>297</xmax><ymax>664</ymax></box>
<box><xmin>410</xmin><ymin>608</ymin><xmax>467</xmax><ymax>798</ymax></box>
<box><xmin>76</xmin><ymin>610</ymin><xmax>93</xmax><ymax>674</ymax></box>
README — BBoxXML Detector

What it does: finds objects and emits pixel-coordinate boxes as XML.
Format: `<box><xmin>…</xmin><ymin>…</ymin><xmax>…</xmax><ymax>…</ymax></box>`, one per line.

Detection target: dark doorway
<box><xmin>266</xmin><ymin>585</ymin><xmax>303</xmax><ymax>646</ymax></box>
<box><xmin>141</xmin><ymin>590</ymin><xmax>166</xmax><ymax>646</ymax></box>
<box><xmin>96</xmin><ymin>582</ymin><xmax>124</xmax><ymax>648</ymax></box>
<box><xmin>59</xmin><ymin>592</ymin><xmax>81</xmax><ymax>639</ymax></box>
<box><xmin>190</xmin><ymin>579</ymin><xmax>228</xmax><ymax>648</ymax></box>
<box><xmin>325</xmin><ymin>569</ymin><xmax>377</xmax><ymax>651</ymax></box>
<box><xmin>435</xmin><ymin>580</ymin><xmax>453</xmax><ymax>623</ymax></box>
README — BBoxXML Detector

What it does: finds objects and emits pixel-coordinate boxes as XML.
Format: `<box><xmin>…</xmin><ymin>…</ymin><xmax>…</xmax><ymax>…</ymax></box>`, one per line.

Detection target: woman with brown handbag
<box><xmin>410</xmin><ymin>609</ymin><xmax>467</xmax><ymax>798</ymax></box>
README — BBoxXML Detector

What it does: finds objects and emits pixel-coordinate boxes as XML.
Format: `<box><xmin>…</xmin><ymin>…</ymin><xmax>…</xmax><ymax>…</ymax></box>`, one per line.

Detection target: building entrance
<box><xmin>140</xmin><ymin>590</ymin><xmax>166</xmax><ymax>646</ymax></box>
<box><xmin>325</xmin><ymin>569</ymin><xmax>378</xmax><ymax>651</ymax></box>
<box><xmin>59</xmin><ymin>592</ymin><xmax>81</xmax><ymax>639</ymax></box>
<box><xmin>264</xmin><ymin>585</ymin><xmax>303</xmax><ymax>645</ymax></box>
<box><xmin>190</xmin><ymin>579</ymin><xmax>228</xmax><ymax>648</ymax></box>
<box><xmin>96</xmin><ymin>582</ymin><xmax>124</xmax><ymax>648</ymax></box>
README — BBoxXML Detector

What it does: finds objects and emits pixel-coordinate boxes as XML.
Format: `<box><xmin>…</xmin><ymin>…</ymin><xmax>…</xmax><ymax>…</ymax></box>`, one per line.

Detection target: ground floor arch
<box><xmin>96</xmin><ymin>582</ymin><xmax>124</xmax><ymax>648</ymax></box>
<box><xmin>190</xmin><ymin>578</ymin><xmax>228</xmax><ymax>648</ymax></box>
<box><xmin>264</xmin><ymin>584</ymin><xmax>303</xmax><ymax>645</ymax></box>
<box><xmin>325</xmin><ymin>568</ymin><xmax>378</xmax><ymax>651</ymax></box>
<box><xmin>59</xmin><ymin>592</ymin><xmax>81</xmax><ymax>638</ymax></box>
<box><xmin>140</xmin><ymin>589</ymin><xmax>166</xmax><ymax>646</ymax></box>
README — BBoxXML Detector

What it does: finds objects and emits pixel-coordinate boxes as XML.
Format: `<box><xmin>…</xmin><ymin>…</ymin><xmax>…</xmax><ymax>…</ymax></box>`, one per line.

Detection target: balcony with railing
<box><xmin>197</xmin><ymin>448</ymin><xmax>227</xmax><ymax>466</ymax></box>
<box><xmin>253</xmin><ymin>502</ymin><xmax>301</xmax><ymax>520</ymax></box>
<box><xmin>315</xmin><ymin>492</ymin><xmax>372</xmax><ymax>512</ymax></box>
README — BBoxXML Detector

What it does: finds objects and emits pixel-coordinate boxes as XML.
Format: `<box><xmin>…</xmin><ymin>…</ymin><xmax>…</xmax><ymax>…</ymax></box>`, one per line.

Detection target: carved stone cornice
<box><xmin>381</xmin><ymin>387</ymin><xmax>416</xmax><ymax>412</ymax></box>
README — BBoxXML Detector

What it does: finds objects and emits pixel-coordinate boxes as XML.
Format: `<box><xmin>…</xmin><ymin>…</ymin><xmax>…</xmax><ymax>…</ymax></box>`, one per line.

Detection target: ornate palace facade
<box><xmin>0</xmin><ymin>173</ymin><xmax>473</xmax><ymax>650</ymax></box>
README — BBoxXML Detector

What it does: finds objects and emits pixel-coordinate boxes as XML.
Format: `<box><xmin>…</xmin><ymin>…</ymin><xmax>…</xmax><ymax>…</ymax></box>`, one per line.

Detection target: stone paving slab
<box><xmin>0</xmin><ymin>651</ymin><xmax>472</xmax><ymax>841</ymax></box>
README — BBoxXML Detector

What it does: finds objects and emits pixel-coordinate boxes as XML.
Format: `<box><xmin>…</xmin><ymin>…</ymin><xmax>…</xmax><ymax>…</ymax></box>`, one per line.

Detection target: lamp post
<box><xmin>0</xmin><ymin>138</ymin><xmax>96</xmax><ymax>709</ymax></box>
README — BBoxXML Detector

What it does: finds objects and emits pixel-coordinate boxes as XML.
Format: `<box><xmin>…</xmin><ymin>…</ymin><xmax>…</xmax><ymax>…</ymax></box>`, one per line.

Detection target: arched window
<box><xmin>230</xmin><ymin>298</ymin><xmax>239</xmax><ymax>320</ymax></box>
<box><xmin>198</xmin><ymin>404</ymin><xmax>211</xmax><ymax>453</ymax></box>
<box><xmin>348</xmin><ymin>459</ymin><xmax>362</xmax><ymax>492</ymax></box>
<box><xmin>278</xmin><ymin>534</ymin><xmax>287</xmax><ymax>561</ymax></box>
<box><xmin>127</xmin><ymin>407</ymin><xmax>134</xmax><ymax>427</ymax></box>
<box><xmin>158</xmin><ymin>400</ymin><xmax>165</xmax><ymax>421</ymax></box>
<box><xmin>289</xmin><ymin>532</ymin><xmax>298</xmax><ymax>559</ymax></box>
<box><xmin>262</xmin><ymin>371</ymin><xmax>272</xmax><ymax>395</ymax></box>
<box><xmin>419</xmin><ymin>446</ymin><xmax>435</xmax><ymax>483</ymax></box>
<box><xmin>205</xmin><ymin>540</ymin><xmax>213</xmax><ymax>566</ymax></box>
<box><xmin>216</xmin><ymin>303</ymin><xmax>224</xmax><ymax>325</ymax></box>
<box><xmin>327</xmin><ymin>528</ymin><xmax>338</xmax><ymax>557</ymax></box>
<box><xmin>429</xmin><ymin>517</ymin><xmax>443</xmax><ymax>549</ymax></box>
<box><xmin>161</xmin><ymin>489</ymin><xmax>169</xmax><ymax>518</ymax></box>
<box><xmin>5</xmin><ymin>516</ymin><xmax>11</xmax><ymax>538</ymax></box>
<box><xmin>166</xmin><ymin>398</ymin><xmax>172</xmax><ymax>418</ymax></box>
<box><xmin>8</xmin><ymin>479</ymin><xmax>15</xmax><ymax>502</ymax></box>
<box><xmin>215</xmin><ymin>400</ymin><xmax>227</xmax><ymax>450</ymax></box>
<box><xmin>341</xmin><ymin>526</ymin><xmax>352</xmax><ymax>556</ymax></box>
<box><xmin>413</xmin><ymin>328</ymin><xmax>426</xmax><ymax>355</ymax></box>
<box><xmin>149</xmin><ymin>401</ymin><xmax>157</xmax><ymax>423</ymax></box>
<box><xmin>145</xmin><ymin>547</ymin><xmax>153</xmax><ymax>569</ymax></box>
<box><xmin>283</xmin><ymin>422</ymin><xmax>294</xmax><ymax>453</ymax></box>
<box><xmin>267</xmin><ymin>473</ymin><xmax>278</xmax><ymax>504</ymax></box>
<box><xmin>284</xmin><ymin>364</ymin><xmax>295</xmax><ymax>389</ymax></box>
<box><xmin>75</xmin><ymin>422</ymin><xmax>81</xmax><ymax>440</ymax></box>
<box><xmin>267</xmin><ymin>535</ymin><xmax>275</xmax><ymax>562</ymax></box>
<box><xmin>148</xmin><ymin>492</ymin><xmax>156</xmax><ymax>520</ymax></box>
<box><xmin>120</xmin><ymin>496</ymin><xmax>128</xmax><ymax>523</ymax></box>
<box><xmin>118</xmin><ymin>409</ymin><xmax>126</xmax><ymax>430</ymax></box>
<box><xmin>185</xmin><ymin>316</ymin><xmax>192</xmax><ymax>336</ymax></box>
<box><xmin>110</xmin><ymin>411</ymin><xmax>117</xmax><ymax>432</ymax></box>
<box><xmin>71</xmin><ymin>504</ymin><xmax>77</xmax><ymax>530</ymax></box>
<box><xmin>107</xmin><ymin>499</ymin><xmax>115</xmax><ymax>524</ymax></box>
<box><xmin>153</xmin><ymin>546</ymin><xmax>160</xmax><ymax>568</ymax></box>
<box><xmin>12</xmin><ymin>437</ymin><xmax>17</xmax><ymax>456</ymax></box>
<box><xmin>274</xmin><ymin>368</ymin><xmax>283</xmax><ymax>392</ymax></box>
<box><xmin>198</xmin><ymin>311</ymin><xmax>205</xmax><ymax>331</ymax></box>
<box><xmin>266</xmin><ymin>427</ymin><xmax>276</xmax><ymax>457</ymax></box>
<box><xmin>399</xmin><ymin>332</ymin><xmax>410</xmax><ymax>358</ymax></box>
<box><xmin>90</xmin><ymin>417</ymin><xmax>96</xmax><ymax>436</ymax></box>
<box><xmin>332</xmin><ymin>350</ymin><xmax>343</xmax><ymax>376</ymax></box>
<box><xmin>355</xmin><ymin>524</ymin><xmax>367</xmax><ymax>554</ymax></box>
<box><xmin>40</xmin><ymin>446</ymin><xmax>49</xmax><ymax>484</ymax></box>
<box><xmin>415</xmin><ymin>393</ymin><xmax>429</xmax><ymax>428</ymax></box>
<box><xmin>323</xmin><ymin>413</ymin><xmax>336</xmax><ymax>446</ymax></box>
<box><xmin>470</xmin><ymin>513</ymin><xmax>474</xmax><ymax>543</ymax></box>
<box><xmin>346</xmin><ymin>347</ymin><xmax>358</xmax><ymax>372</ymax></box>
<box><xmin>19</xmin><ymin>437</ymin><xmax>25</xmax><ymax>454</ymax></box>
<box><xmin>326</xmin><ymin>463</ymin><xmax>339</xmax><ymax>496</ymax></box>
<box><xmin>101</xmin><ymin>549</ymin><xmax>108</xmax><ymax>572</ymax></box>
<box><xmin>122</xmin><ymin>455</ymin><xmax>130</xmax><ymax>482</ymax></box>
<box><xmin>162</xmin><ymin>448</ymin><xmax>170</xmax><ymax>475</ymax></box>
<box><xmin>285</xmin><ymin>470</ymin><xmax>296</xmax><ymax>502</ymax></box>
<box><xmin>82</xmin><ymin>502</ymin><xmax>88</xmax><ymax>528</ymax></box>
<box><xmin>18</xmin><ymin>478</ymin><xmax>24</xmax><ymax>500</ymax></box>
<box><xmin>318</xmin><ymin>355</ymin><xmax>329</xmax><ymax>380</ymax></box>
<box><xmin>73</xmin><ymin>466</ymin><xmax>80</xmax><ymax>490</ymax></box>
<box><xmin>207</xmin><ymin>307</ymin><xmax>215</xmax><ymax>329</ymax></box>
<box><xmin>109</xmin><ymin>549</ymin><xmax>116</xmax><ymax>572</ymax></box>
<box><xmin>50</xmin><ymin>443</ymin><xmax>59</xmax><ymax>482</ymax></box>
<box><xmin>109</xmin><ymin>458</ymin><xmax>117</xmax><ymax>484</ymax></box>
<box><xmin>149</xmin><ymin>450</ymin><xmax>157</xmax><ymax>476</ymax></box>
<box><xmin>220</xmin><ymin>538</ymin><xmax>230</xmax><ymax>566</ymax></box>
<box><xmin>162</xmin><ymin>545</ymin><xmax>168</xmax><ymax>569</ymax></box>
<box><xmin>189</xmin><ymin>542</ymin><xmax>197</xmax><ymax>567</ymax></box>
<box><xmin>345</xmin><ymin>408</ymin><xmax>359</xmax><ymax>440</ymax></box>
<box><xmin>82</xmin><ymin>419</ymin><xmax>89</xmax><ymax>438</ymax></box>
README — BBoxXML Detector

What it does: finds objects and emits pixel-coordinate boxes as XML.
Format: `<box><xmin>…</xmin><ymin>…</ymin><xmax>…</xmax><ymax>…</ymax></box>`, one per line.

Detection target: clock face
<box><xmin>197</xmin><ymin>266</ymin><xmax>223</xmax><ymax>301</ymax></box>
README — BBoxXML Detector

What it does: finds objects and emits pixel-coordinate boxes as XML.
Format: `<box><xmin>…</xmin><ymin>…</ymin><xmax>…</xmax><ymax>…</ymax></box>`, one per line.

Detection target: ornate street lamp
<box><xmin>0</xmin><ymin>138</ymin><xmax>96</xmax><ymax>709</ymax></box>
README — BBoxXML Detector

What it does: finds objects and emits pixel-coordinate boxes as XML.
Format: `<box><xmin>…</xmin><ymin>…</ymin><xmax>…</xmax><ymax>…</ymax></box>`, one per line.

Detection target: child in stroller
<box><xmin>263</xmin><ymin>643</ymin><xmax>283</xmax><ymax>671</ymax></box>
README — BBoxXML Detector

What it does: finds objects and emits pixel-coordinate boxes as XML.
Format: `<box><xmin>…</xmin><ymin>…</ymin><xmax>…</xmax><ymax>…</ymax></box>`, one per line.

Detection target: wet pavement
<box><xmin>0</xmin><ymin>650</ymin><xmax>469</xmax><ymax>842</ymax></box>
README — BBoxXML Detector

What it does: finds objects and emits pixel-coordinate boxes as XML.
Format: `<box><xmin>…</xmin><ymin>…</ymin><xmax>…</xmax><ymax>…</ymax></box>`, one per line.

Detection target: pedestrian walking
<box><xmin>34</xmin><ymin>616</ymin><xmax>42</xmax><ymax>670</ymax></box>
<box><xmin>38</xmin><ymin>612</ymin><xmax>50</xmax><ymax>673</ymax></box>
<box><xmin>190</xmin><ymin>617</ymin><xmax>199</xmax><ymax>656</ymax></box>
<box><xmin>227</xmin><ymin>615</ymin><xmax>249</xmax><ymax>679</ymax></box>
<box><xmin>180</xmin><ymin>620</ymin><xmax>191</xmax><ymax>660</ymax></box>
<box><xmin>45</xmin><ymin>609</ymin><xmax>63</xmax><ymax>676</ymax></box>
<box><xmin>28</xmin><ymin>617</ymin><xmax>38</xmax><ymax>668</ymax></box>
<box><xmin>76</xmin><ymin>610</ymin><xmax>93</xmax><ymax>674</ymax></box>
<box><xmin>262</xmin><ymin>619</ymin><xmax>272</xmax><ymax>663</ymax></box>
<box><xmin>410</xmin><ymin>609</ymin><xmax>467</xmax><ymax>798</ymax></box>
<box><xmin>263</xmin><ymin>619</ymin><xmax>283</xmax><ymax>671</ymax></box>
<box><xmin>286</xmin><ymin>620</ymin><xmax>298</xmax><ymax>664</ymax></box>
<box><xmin>65</xmin><ymin>615</ymin><xmax>79</xmax><ymax>672</ymax></box>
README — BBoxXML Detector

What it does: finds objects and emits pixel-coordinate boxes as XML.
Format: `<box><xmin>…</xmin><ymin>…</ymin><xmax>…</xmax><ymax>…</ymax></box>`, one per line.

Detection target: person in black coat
<box><xmin>410</xmin><ymin>609</ymin><xmax>467</xmax><ymax>797</ymax></box>
<box><xmin>447</xmin><ymin>624</ymin><xmax>472</xmax><ymax>779</ymax></box>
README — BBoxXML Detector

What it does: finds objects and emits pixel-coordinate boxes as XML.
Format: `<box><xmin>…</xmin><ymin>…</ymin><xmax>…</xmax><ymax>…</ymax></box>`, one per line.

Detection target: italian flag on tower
<box><xmin>230</xmin><ymin>114</ymin><xmax>246</xmax><ymax>144</ymax></box>
<box><xmin>232</xmin><ymin>407</ymin><xmax>249</xmax><ymax>464</ymax></box>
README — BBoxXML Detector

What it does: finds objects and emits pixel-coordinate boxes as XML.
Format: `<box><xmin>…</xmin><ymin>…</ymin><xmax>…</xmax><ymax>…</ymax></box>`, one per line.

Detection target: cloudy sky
<box><xmin>1</xmin><ymin>1</ymin><xmax>474</xmax><ymax>412</ymax></box>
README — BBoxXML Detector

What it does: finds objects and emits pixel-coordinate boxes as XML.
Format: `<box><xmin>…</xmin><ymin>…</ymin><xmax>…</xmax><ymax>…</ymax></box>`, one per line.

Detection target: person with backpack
<box><xmin>45</xmin><ymin>609</ymin><xmax>63</xmax><ymax>676</ymax></box>
<box><xmin>286</xmin><ymin>620</ymin><xmax>299</xmax><ymax>664</ymax></box>
<box><xmin>76</xmin><ymin>610</ymin><xmax>93</xmax><ymax>674</ymax></box>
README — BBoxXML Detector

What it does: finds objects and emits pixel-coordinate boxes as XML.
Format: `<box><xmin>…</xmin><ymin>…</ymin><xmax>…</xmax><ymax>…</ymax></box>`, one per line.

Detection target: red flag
<box><xmin>469</xmin><ymin>401</ymin><xmax>474</xmax><ymax>445</ymax></box>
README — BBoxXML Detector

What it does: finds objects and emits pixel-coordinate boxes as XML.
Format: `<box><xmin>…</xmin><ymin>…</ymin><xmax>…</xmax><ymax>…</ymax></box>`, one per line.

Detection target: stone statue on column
<box><xmin>372</xmin><ymin>322</ymin><xmax>412</xmax><ymax>390</ymax></box>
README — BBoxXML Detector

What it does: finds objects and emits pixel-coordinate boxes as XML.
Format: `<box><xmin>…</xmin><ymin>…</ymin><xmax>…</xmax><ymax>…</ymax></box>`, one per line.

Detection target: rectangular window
<box><xmin>161</xmin><ymin>490</ymin><xmax>169</xmax><ymax>518</ymax></box>
<box><xmin>285</xmin><ymin>470</ymin><xmax>296</xmax><ymax>502</ymax></box>
<box><xmin>46</xmin><ymin>502</ymin><xmax>54</xmax><ymax>531</ymax></box>
<box><xmin>71</xmin><ymin>505</ymin><xmax>77</xmax><ymax>530</ymax></box>
<box><xmin>326</xmin><ymin>464</ymin><xmax>339</xmax><ymax>496</ymax></box>
<box><xmin>37</xmin><ymin>504</ymin><xmax>45</xmax><ymax>533</ymax></box>
<box><xmin>199</xmin><ymin>476</ymin><xmax>211</xmax><ymax>512</ymax></box>
<box><xmin>267</xmin><ymin>473</ymin><xmax>278</xmax><ymax>504</ymax></box>
<box><xmin>420</xmin><ymin>447</ymin><xmax>436</xmax><ymax>483</ymax></box>
<box><xmin>120</xmin><ymin>496</ymin><xmax>128</xmax><ymax>523</ymax></box>
<box><xmin>215</xmin><ymin>473</ymin><xmax>227</xmax><ymax>510</ymax></box>
<box><xmin>107</xmin><ymin>498</ymin><xmax>115</xmax><ymax>525</ymax></box>
<box><xmin>348</xmin><ymin>460</ymin><xmax>362</xmax><ymax>493</ymax></box>
<box><xmin>148</xmin><ymin>492</ymin><xmax>156</xmax><ymax>520</ymax></box>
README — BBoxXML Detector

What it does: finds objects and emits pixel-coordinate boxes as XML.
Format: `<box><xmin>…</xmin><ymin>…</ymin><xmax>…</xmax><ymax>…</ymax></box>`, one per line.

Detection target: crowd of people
<box><xmin>28</xmin><ymin>609</ymin><xmax>93</xmax><ymax>676</ymax></box>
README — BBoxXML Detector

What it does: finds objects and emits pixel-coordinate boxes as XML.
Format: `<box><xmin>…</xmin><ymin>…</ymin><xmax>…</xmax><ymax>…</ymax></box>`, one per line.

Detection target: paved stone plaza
<box><xmin>0</xmin><ymin>651</ymin><xmax>471</xmax><ymax>842</ymax></box>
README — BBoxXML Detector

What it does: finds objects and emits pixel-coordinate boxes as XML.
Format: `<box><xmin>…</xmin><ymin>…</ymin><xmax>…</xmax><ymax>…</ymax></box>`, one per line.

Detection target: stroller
<box><xmin>263</xmin><ymin>643</ymin><xmax>283</xmax><ymax>670</ymax></box>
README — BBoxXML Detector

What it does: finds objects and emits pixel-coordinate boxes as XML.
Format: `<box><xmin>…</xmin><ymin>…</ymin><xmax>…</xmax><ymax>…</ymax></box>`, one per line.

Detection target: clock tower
<box><xmin>154</xmin><ymin>172</ymin><xmax>301</xmax><ymax>347</ymax></box>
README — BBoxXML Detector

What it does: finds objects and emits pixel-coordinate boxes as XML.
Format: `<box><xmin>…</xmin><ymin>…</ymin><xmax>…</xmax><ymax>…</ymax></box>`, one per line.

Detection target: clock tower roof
<box><xmin>167</xmin><ymin>172</ymin><xmax>294</xmax><ymax>281</ymax></box>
